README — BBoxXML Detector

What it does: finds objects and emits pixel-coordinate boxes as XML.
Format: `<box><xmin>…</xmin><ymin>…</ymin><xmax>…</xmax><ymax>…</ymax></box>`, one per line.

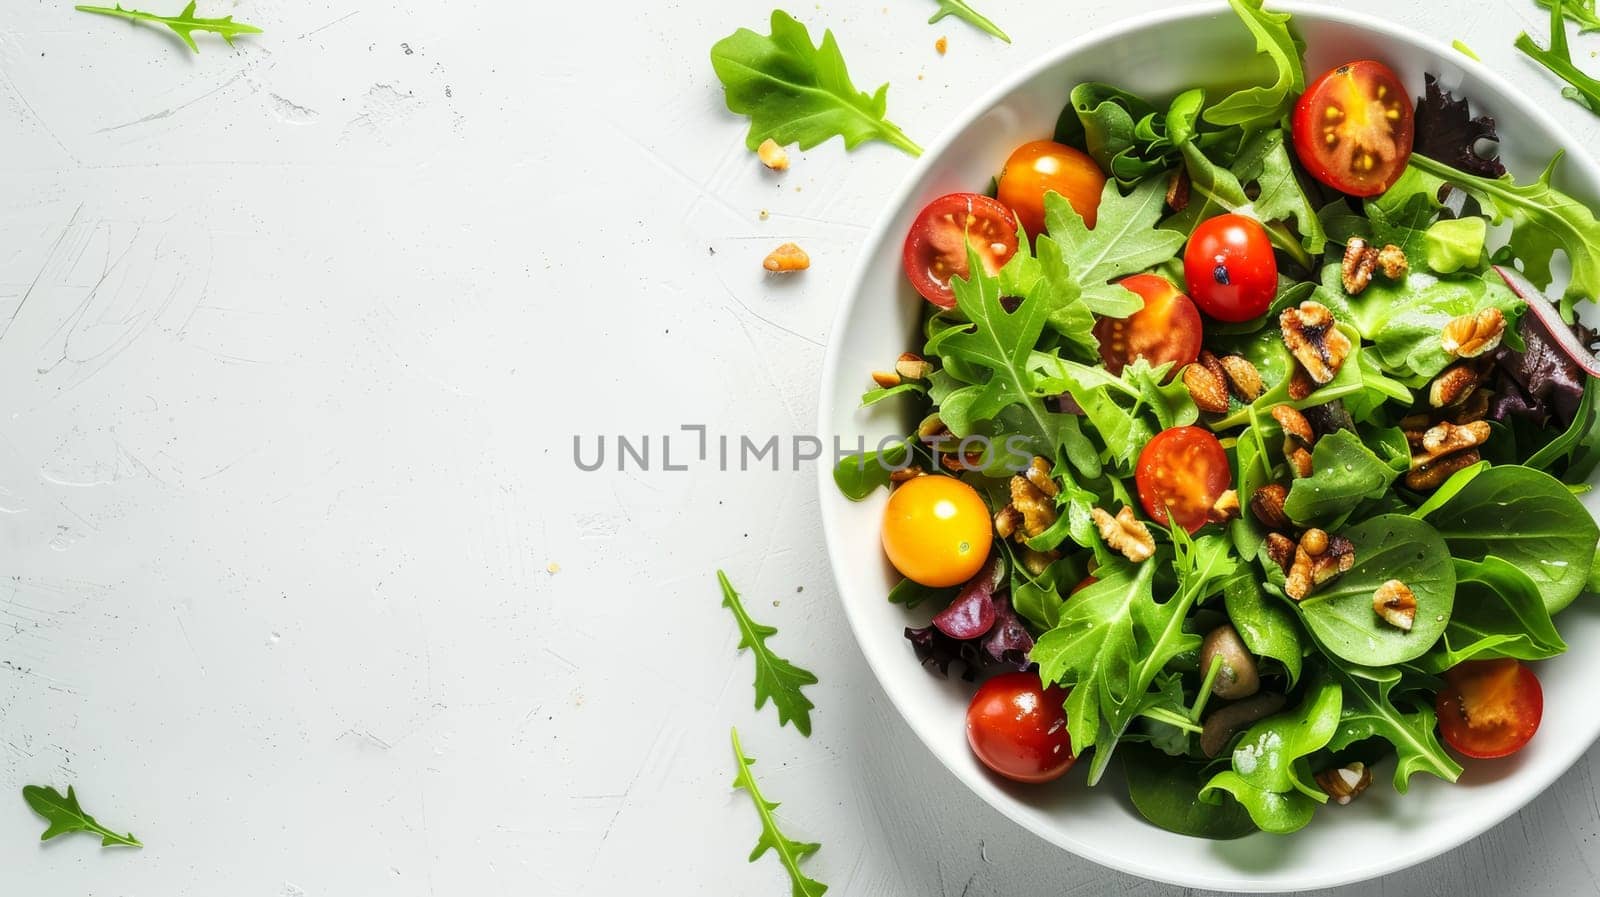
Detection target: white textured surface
<box><xmin>0</xmin><ymin>1</ymin><xmax>1597</xmax><ymax>895</ymax></box>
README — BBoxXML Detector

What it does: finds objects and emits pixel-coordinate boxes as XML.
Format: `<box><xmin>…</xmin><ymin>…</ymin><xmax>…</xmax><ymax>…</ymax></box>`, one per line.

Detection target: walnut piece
<box><xmin>1406</xmin><ymin>420</ymin><xmax>1490</xmax><ymax>490</ymax></box>
<box><xmin>997</xmin><ymin>457</ymin><xmax>1059</xmax><ymax>541</ymax></box>
<box><xmin>1280</xmin><ymin>301</ymin><xmax>1352</xmax><ymax>385</ymax></box>
<box><xmin>1441</xmin><ymin>307</ymin><xmax>1506</xmax><ymax>359</ymax></box>
<box><xmin>1209</xmin><ymin>489</ymin><xmax>1241</xmax><ymax>524</ymax></box>
<box><xmin>1374</xmin><ymin>580</ymin><xmax>1417</xmax><ymax>631</ymax></box>
<box><xmin>757</xmin><ymin>138</ymin><xmax>790</xmax><ymax>171</ymax></box>
<box><xmin>1250</xmin><ymin>484</ymin><xmax>1292</xmax><ymax>531</ymax></box>
<box><xmin>763</xmin><ymin>242</ymin><xmax>810</xmax><ymax>272</ymax></box>
<box><xmin>1166</xmin><ymin>169</ymin><xmax>1191</xmax><ymax>212</ymax></box>
<box><xmin>1315</xmin><ymin>762</ymin><xmax>1373</xmax><ymax>806</ymax></box>
<box><xmin>1265</xmin><ymin>532</ymin><xmax>1296</xmax><ymax>572</ymax></box>
<box><xmin>871</xmin><ymin>370</ymin><xmax>901</xmax><ymax>388</ymax></box>
<box><xmin>1376</xmin><ymin>243</ymin><xmax>1409</xmax><ymax>279</ymax></box>
<box><xmin>1272</xmin><ymin>404</ymin><xmax>1316</xmax><ymax>478</ymax></box>
<box><xmin>1092</xmin><ymin>506</ymin><xmax>1155</xmax><ymax>563</ymax></box>
<box><xmin>1341</xmin><ymin>236</ymin><xmax>1378</xmax><ymax>294</ymax></box>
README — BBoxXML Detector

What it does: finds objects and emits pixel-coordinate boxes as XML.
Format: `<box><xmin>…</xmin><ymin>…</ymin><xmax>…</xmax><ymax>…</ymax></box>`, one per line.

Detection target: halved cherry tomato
<box><xmin>1292</xmin><ymin>60</ymin><xmax>1415</xmax><ymax>196</ymax></box>
<box><xmin>966</xmin><ymin>672</ymin><xmax>1075</xmax><ymax>783</ymax></box>
<box><xmin>1092</xmin><ymin>274</ymin><xmax>1203</xmax><ymax>376</ymax></box>
<box><xmin>1135</xmin><ymin>426</ymin><xmax>1232</xmax><ymax>533</ymax></box>
<box><xmin>996</xmin><ymin>140</ymin><xmax>1107</xmax><ymax>237</ymax></box>
<box><xmin>1070</xmin><ymin>575</ymin><xmax>1098</xmax><ymax>595</ymax></box>
<box><xmin>1436</xmin><ymin>659</ymin><xmax>1544</xmax><ymax>759</ymax></box>
<box><xmin>1184</xmin><ymin>214</ymin><xmax>1278</xmax><ymax>323</ymax></box>
<box><xmin>881</xmin><ymin>475</ymin><xmax>993</xmax><ymax>588</ymax></box>
<box><xmin>902</xmin><ymin>193</ymin><xmax>1020</xmax><ymax>308</ymax></box>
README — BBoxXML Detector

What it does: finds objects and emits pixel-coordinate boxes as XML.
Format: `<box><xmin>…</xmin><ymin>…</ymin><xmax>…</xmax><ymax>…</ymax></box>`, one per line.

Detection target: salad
<box><xmin>834</xmin><ymin>0</ymin><xmax>1600</xmax><ymax>838</ymax></box>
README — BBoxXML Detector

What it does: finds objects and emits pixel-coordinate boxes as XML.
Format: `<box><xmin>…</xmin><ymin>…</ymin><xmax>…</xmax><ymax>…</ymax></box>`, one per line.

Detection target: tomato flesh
<box><xmin>902</xmin><ymin>193</ymin><xmax>1020</xmax><ymax>308</ymax></box>
<box><xmin>881</xmin><ymin>475</ymin><xmax>994</xmax><ymax>588</ymax></box>
<box><xmin>996</xmin><ymin>140</ymin><xmax>1107</xmax><ymax>237</ymax></box>
<box><xmin>1135</xmin><ymin>426</ymin><xmax>1232</xmax><ymax>533</ymax></box>
<box><xmin>1184</xmin><ymin>214</ymin><xmax>1278</xmax><ymax>323</ymax></box>
<box><xmin>966</xmin><ymin>672</ymin><xmax>1075</xmax><ymax>784</ymax></box>
<box><xmin>1292</xmin><ymin>60</ymin><xmax>1415</xmax><ymax>196</ymax></box>
<box><xmin>1436</xmin><ymin>659</ymin><xmax>1544</xmax><ymax>759</ymax></box>
<box><xmin>1093</xmin><ymin>274</ymin><xmax>1203</xmax><ymax>376</ymax></box>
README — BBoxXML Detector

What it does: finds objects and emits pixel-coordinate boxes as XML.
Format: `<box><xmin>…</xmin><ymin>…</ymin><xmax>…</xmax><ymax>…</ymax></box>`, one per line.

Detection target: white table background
<box><xmin>2</xmin><ymin>0</ymin><xmax>1598</xmax><ymax>893</ymax></box>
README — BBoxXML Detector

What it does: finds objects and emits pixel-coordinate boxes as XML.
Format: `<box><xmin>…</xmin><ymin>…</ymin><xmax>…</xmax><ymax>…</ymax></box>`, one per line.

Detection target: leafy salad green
<box><xmin>835</xmin><ymin>0</ymin><xmax>1600</xmax><ymax>838</ymax></box>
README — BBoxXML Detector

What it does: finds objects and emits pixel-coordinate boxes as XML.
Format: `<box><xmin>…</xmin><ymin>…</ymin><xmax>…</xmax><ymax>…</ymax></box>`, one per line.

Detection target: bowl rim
<box><xmin>815</xmin><ymin>1</ymin><xmax>1600</xmax><ymax>890</ymax></box>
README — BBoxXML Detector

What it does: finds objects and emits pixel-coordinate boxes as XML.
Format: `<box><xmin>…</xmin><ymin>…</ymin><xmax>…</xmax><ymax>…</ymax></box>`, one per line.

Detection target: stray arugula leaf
<box><xmin>1409</xmin><ymin>152</ymin><xmax>1600</xmax><ymax>319</ymax></box>
<box><xmin>1413</xmin><ymin>74</ymin><xmax>1505</xmax><ymax>178</ymax></box>
<box><xmin>719</xmin><ymin>571</ymin><xmax>820</xmax><ymax>736</ymax></box>
<box><xmin>1518</xmin><ymin>0</ymin><xmax>1600</xmax><ymax>116</ymax></box>
<box><xmin>75</xmin><ymin>2</ymin><xmax>261</xmax><ymax>53</ymax></box>
<box><xmin>22</xmin><ymin>786</ymin><xmax>141</xmax><ymax>848</ymax></box>
<box><xmin>710</xmin><ymin>11</ymin><xmax>922</xmax><ymax>157</ymax></box>
<box><xmin>729</xmin><ymin>728</ymin><xmax>828</xmax><ymax>897</ymax></box>
<box><xmin>928</xmin><ymin>0</ymin><xmax>1010</xmax><ymax>43</ymax></box>
<box><xmin>1325</xmin><ymin>664</ymin><xmax>1462</xmax><ymax>792</ymax></box>
<box><xmin>1540</xmin><ymin>0</ymin><xmax>1600</xmax><ymax>31</ymax></box>
<box><xmin>1202</xmin><ymin>0</ymin><xmax>1307</xmax><ymax>131</ymax></box>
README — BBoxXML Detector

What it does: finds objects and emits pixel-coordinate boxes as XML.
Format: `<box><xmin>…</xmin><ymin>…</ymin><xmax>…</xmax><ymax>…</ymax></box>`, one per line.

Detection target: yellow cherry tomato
<box><xmin>881</xmin><ymin>475</ymin><xmax>994</xmax><ymax>587</ymax></box>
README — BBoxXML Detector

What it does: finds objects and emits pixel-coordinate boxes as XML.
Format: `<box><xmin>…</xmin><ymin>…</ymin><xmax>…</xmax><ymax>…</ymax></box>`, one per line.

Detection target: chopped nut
<box><xmin>1455</xmin><ymin>388</ymin><xmax>1491</xmax><ymax>424</ymax></box>
<box><xmin>1250</xmin><ymin>484</ymin><xmax>1292</xmax><ymax>531</ymax></box>
<box><xmin>1428</xmin><ymin>363</ymin><xmax>1483</xmax><ymax>408</ymax></box>
<box><xmin>1003</xmin><ymin>460</ymin><xmax>1059</xmax><ymax>540</ymax></box>
<box><xmin>757</xmin><ymin>138</ymin><xmax>790</xmax><ymax>171</ymax></box>
<box><xmin>1376</xmin><ymin>243</ymin><xmax>1409</xmax><ymax>279</ymax></box>
<box><xmin>888</xmin><ymin>465</ymin><xmax>923</xmax><ymax>484</ymax></box>
<box><xmin>1315</xmin><ymin>762</ymin><xmax>1373</xmax><ymax>806</ymax></box>
<box><xmin>917</xmin><ymin>414</ymin><xmax>948</xmax><ymax>440</ymax></box>
<box><xmin>1286</xmin><ymin>548</ymin><xmax>1314</xmax><ymax>601</ymax></box>
<box><xmin>1166</xmin><ymin>169</ymin><xmax>1191</xmax><ymax>212</ymax></box>
<box><xmin>871</xmin><ymin>370</ymin><xmax>901</xmax><ymax>388</ymax></box>
<box><xmin>1374</xmin><ymin>580</ymin><xmax>1417</xmax><ymax>631</ymax></box>
<box><xmin>1419</xmin><ymin>420</ymin><xmax>1491</xmax><ymax>458</ymax></box>
<box><xmin>1300</xmin><ymin>527</ymin><xmax>1329</xmax><ymax>556</ymax></box>
<box><xmin>894</xmin><ymin>352</ymin><xmax>934</xmax><ymax>381</ymax></box>
<box><xmin>1093</xmin><ymin>506</ymin><xmax>1155</xmax><ymax>563</ymax></box>
<box><xmin>994</xmin><ymin>506</ymin><xmax>1022</xmax><ymax>539</ymax></box>
<box><xmin>1407</xmin><ymin>420</ymin><xmax>1490</xmax><ymax>491</ymax></box>
<box><xmin>1210</xmin><ymin>488</ymin><xmax>1241</xmax><ymax>524</ymax></box>
<box><xmin>1341</xmin><ymin>236</ymin><xmax>1379</xmax><ymax>294</ymax></box>
<box><xmin>1281</xmin><ymin>301</ymin><xmax>1352</xmax><ymax>385</ymax></box>
<box><xmin>1272</xmin><ymin>404</ymin><xmax>1316</xmax><ymax>477</ymax></box>
<box><xmin>1286</xmin><ymin>363</ymin><xmax>1316</xmax><ymax>401</ymax></box>
<box><xmin>935</xmin><ymin>35</ymin><xmax>948</xmax><ymax>55</ymax></box>
<box><xmin>1441</xmin><ymin>307</ymin><xmax>1506</xmax><ymax>359</ymax></box>
<box><xmin>1184</xmin><ymin>352</ymin><xmax>1231</xmax><ymax>413</ymax></box>
<box><xmin>763</xmin><ymin>242</ymin><xmax>810</xmax><ymax>272</ymax></box>
<box><xmin>1287</xmin><ymin>446</ymin><xmax>1313</xmax><ymax>478</ymax></box>
<box><xmin>1023</xmin><ymin>456</ymin><xmax>1060</xmax><ymax>499</ymax></box>
<box><xmin>1019</xmin><ymin>548</ymin><xmax>1059</xmax><ymax>577</ymax></box>
<box><xmin>1265</xmin><ymin>533</ymin><xmax>1297</xmax><ymax>573</ymax></box>
<box><xmin>1407</xmin><ymin>449</ymin><xmax>1482</xmax><ymax>490</ymax></box>
<box><xmin>939</xmin><ymin>451</ymin><xmax>984</xmax><ymax>473</ymax></box>
<box><xmin>1285</xmin><ymin>528</ymin><xmax>1354</xmax><ymax>601</ymax></box>
<box><xmin>1218</xmin><ymin>355</ymin><xmax>1265</xmax><ymax>402</ymax></box>
<box><xmin>1310</xmin><ymin>533</ymin><xmax>1355</xmax><ymax>587</ymax></box>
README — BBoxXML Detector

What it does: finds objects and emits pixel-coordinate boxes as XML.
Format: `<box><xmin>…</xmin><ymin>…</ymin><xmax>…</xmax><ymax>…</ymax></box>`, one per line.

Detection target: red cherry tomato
<box><xmin>1069</xmin><ymin>575</ymin><xmax>1098</xmax><ymax>595</ymax></box>
<box><xmin>996</xmin><ymin>140</ymin><xmax>1107</xmax><ymax>237</ymax></box>
<box><xmin>902</xmin><ymin>193</ymin><xmax>1020</xmax><ymax>308</ymax></box>
<box><xmin>1092</xmin><ymin>274</ymin><xmax>1203</xmax><ymax>376</ymax></box>
<box><xmin>966</xmin><ymin>672</ymin><xmax>1075</xmax><ymax>784</ymax></box>
<box><xmin>1292</xmin><ymin>60</ymin><xmax>1415</xmax><ymax>196</ymax></box>
<box><xmin>1184</xmin><ymin>214</ymin><xmax>1278</xmax><ymax>323</ymax></box>
<box><xmin>1135</xmin><ymin>426</ymin><xmax>1233</xmax><ymax>533</ymax></box>
<box><xmin>1436</xmin><ymin>659</ymin><xmax>1544</xmax><ymax>759</ymax></box>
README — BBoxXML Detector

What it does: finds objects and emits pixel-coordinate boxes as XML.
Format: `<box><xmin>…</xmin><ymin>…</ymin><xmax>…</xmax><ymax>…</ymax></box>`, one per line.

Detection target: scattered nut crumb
<box><xmin>763</xmin><ymin>242</ymin><xmax>810</xmax><ymax>272</ymax></box>
<box><xmin>546</xmin><ymin>562</ymin><xmax>560</xmax><ymax>574</ymax></box>
<box><xmin>759</xmin><ymin>209</ymin><xmax>770</xmax><ymax>221</ymax></box>
<box><xmin>757</xmin><ymin>138</ymin><xmax>790</xmax><ymax>171</ymax></box>
<box><xmin>935</xmin><ymin>36</ymin><xmax>948</xmax><ymax>55</ymax></box>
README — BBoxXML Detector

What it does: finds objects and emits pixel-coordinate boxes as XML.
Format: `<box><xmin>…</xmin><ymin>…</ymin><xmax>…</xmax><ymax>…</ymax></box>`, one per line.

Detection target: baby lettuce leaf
<box><xmin>1296</xmin><ymin>515</ymin><xmax>1455</xmax><ymax>667</ymax></box>
<box><xmin>1408</xmin><ymin>153</ymin><xmax>1600</xmax><ymax>319</ymax></box>
<box><xmin>1325</xmin><ymin>664</ymin><xmax>1462</xmax><ymax>792</ymax></box>
<box><xmin>710</xmin><ymin>10</ymin><xmax>922</xmax><ymax>157</ymax></box>
<box><xmin>1410</xmin><ymin>557</ymin><xmax>1566</xmax><ymax>673</ymax></box>
<box><xmin>1283</xmin><ymin>430</ymin><xmax>1398</xmax><ymax>529</ymax></box>
<box><xmin>1202</xmin><ymin>675</ymin><xmax>1341</xmax><ymax>834</ymax></box>
<box><xmin>928</xmin><ymin>0</ymin><xmax>1010</xmax><ymax>43</ymax></box>
<box><xmin>1412</xmin><ymin>74</ymin><xmax>1506</xmax><ymax>179</ymax></box>
<box><xmin>1417</xmin><ymin>464</ymin><xmax>1599</xmax><ymax>614</ymax></box>
<box><xmin>1224</xmin><ymin>574</ymin><xmax>1304</xmax><ymax>686</ymax></box>
<box><xmin>1042</xmin><ymin>181</ymin><xmax>1187</xmax><ymax>315</ymax></box>
<box><xmin>730</xmin><ymin>728</ymin><xmax>829</xmax><ymax>897</ymax></box>
<box><xmin>22</xmin><ymin>785</ymin><xmax>141</xmax><ymax>847</ymax></box>
<box><xmin>719</xmin><ymin>571</ymin><xmax>820</xmax><ymax>736</ymax></box>
<box><xmin>1123</xmin><ymin>746</ymin><xmax>1257</xmax><ymax>839</ymax></box>
<box><xmin>1203</xmin><ymin>0</ymin><xmax>1307</xmax><ymax>131</ymax></box>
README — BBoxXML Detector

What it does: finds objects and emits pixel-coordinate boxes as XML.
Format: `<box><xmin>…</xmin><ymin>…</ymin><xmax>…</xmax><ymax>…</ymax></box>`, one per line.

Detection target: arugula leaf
<box><xmin>1283</xmin><ymin>430</ymin><xmax>1398</xmax><ymax>528</ymax></box>
<box><xmin>1417</xmin><ymin>464</ymin><xmax>1600</xmax><ymax>614</ymax></box>
<box><xmin>928</xmin><ymin>0</ymin><xmax>1010</xmax><ymax>43</ymax></box>
<box><xmin>710</xmin><ymin>11</ymin><xmax>922</xmax><ymax>157</ymax></box>
<box><xmin>75</xmin><ymin>2</ymin><xmax>261</xmax><ymax>52</ymax></box>
<box><xmin>1540</xmin><ymin>0</ymin><xmax>1600</xmax><ymax>31</ymax></box>
<box><xmin>1325</xmin><ymin>664</ymin><xmax>1463</xmax><ymax>792</ymax></box>
<box><xmin>1123</xmin><ymin>746</ymin><xmax>1257</xmax><ymax>840</ymax></box>
<box><xmin>860</xmin><ymin>382</ymin><xmax>926</xmax><ymax>407</ymax></box>
<box><xmin>1202</xmin><ymin>675</ymin><xmax>1341</xmax><ymax>834</ymax></box>
<box><xmin>730</xmin><ymin>728</ymin><xmax>828</xmax><ymax>897</ymax></box>
<box><xmin>1411</xmin><ymin>557</ymin><xmax>1566</xmax><ymax>673</ymax></box>
<box><xmin>1408</xmin><ymin>152</ymin><xmax>1600</xmax><ymax>320</ymax></box>
<box><xmin>1295</xmin><ymin>515</ymin><xmax>1455</xmax><ymax>667</ymax></box>
<box><xmin>22</xmin><ymin>785</ymin><xmax>141</xmax><ymax>847</ymax></box>
<box><xmin>719</xmin><ymin>571</ymin><xmax>820</xmax><ymax>736</ymax></box>
<box><xmin>1230</xmin><ymin>129</ymin><xmax>1328</xmax><ymax>254</ymax></box>
<box><xmin>1042</xmin><ymin>181</ymin><xmax>1186</xmax><ymax>315</ymax></box>
<box><xmin>1203</xmin><ymin>0</ymin><xmax>1307</xmax><ymax>131</ymax></box>
<box><xmin>1224</xmin><ymin>573</ymin><xmax>1304</xmax><ymax>686</ymax></box>
<box><xmin>1122</xmin><ymin>358</ymin><xmax>1200</xmax><ymax>430</ymax></box>
<box><xmin>1518</xmin><ymin>1</ymin><xmax>1600</xmax><ymax>116</ymax></box>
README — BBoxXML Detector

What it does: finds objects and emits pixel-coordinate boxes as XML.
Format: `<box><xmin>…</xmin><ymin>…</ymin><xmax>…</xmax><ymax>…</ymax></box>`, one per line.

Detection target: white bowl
<box><xmin>816</xmin><ymin>3</ymin><xmax>1600</xmax><ymax>891</ymax></box>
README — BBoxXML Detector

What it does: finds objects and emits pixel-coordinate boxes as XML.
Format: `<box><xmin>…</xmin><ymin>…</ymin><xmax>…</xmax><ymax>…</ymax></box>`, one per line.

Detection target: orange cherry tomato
<box><xmin>1092</xmin><ymin>274</ymin><xmax>1204</xmax><ymax>376</ymax></box>
<box><xmin>881</xmin><ymin>475</ymin><xmax>994</xmax><ymax>588</ymax></box>
<box><xmin>996</xmin><ymin>140</ymin><xmax>1107</xmax><ymax>237</ymax></box>
<box><xmin>1436</xmin><ymin>659</ymin><xmax>1544</xmax><ymax>759</ymax></box>
<box><xmin>1134</xmin><ymin>426</ymin><xmax>1233</xmax><ymax>533</ymax></box>
<box><xmin>966</xmin><ymin>672</ymin><xmax>1076</xmax><ymax>783</ymax></box>
<box><xmin>1291</xmin><ymin>60</ymin><xmax>1415</xmax><ymax>196</ymax></box>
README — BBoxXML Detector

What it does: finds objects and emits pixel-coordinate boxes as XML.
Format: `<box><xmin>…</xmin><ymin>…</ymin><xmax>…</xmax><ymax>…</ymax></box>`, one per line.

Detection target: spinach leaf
<box><xmin>1123</xmin><ymin>746</ymin><xmax>1256</xmax><ymax>840</ymax></box>
<box><xmin>1419</xmin><ymin>464</ymin><xmax>1600</xmax><ymax>613</ymax></box>
<box><xmin>710</xmin><ymin>10</ymin><xmax>922</xmax><ymax>157</ymax></box>
<box><xmin>1297</xmin><ymin>515</ymin><xmax>1455</xmax><ymax>667</ymax></box>
<box><xmin>1202</xmin><ymin>675</ymin><xmax>1341</xmax><ymax>834</ymax></box>
<box><xmin>1203</xmin><ymin>0</ymin><xmax>1306</xmax><ymax>132</ymax></box>
<box><xmin>1410</xmin><ymin>557</ymin><xmax>1566</xmax><ymax>672</ymax></box>
<box><xmin>832</xmin><ymin>439</ymin><xmax>912</xmax><ymax>500</ymax></box>
<box><xmin>1525</xmin><ymin>374</ymin><xmax>1600</xmax><ymax>475</ymax></box>
<box><xmin>1283</xmin><ymin>430</ymin><xmax>1398</xmax><ymax>528</ymax></box>
<box><xmin>1325</xmin><ymin>664</ymin><xmax>1462</xmax><ymax>792</ymax></box>
<box><xmin>887</xmin><ymin>577</ymin><xmax>958</xmax><ymax>611</ymax></box>
<box><xmin>1224</xmin><ymin>574</ymin><xmax>1304</xmax><ymax>686</ymax></box>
